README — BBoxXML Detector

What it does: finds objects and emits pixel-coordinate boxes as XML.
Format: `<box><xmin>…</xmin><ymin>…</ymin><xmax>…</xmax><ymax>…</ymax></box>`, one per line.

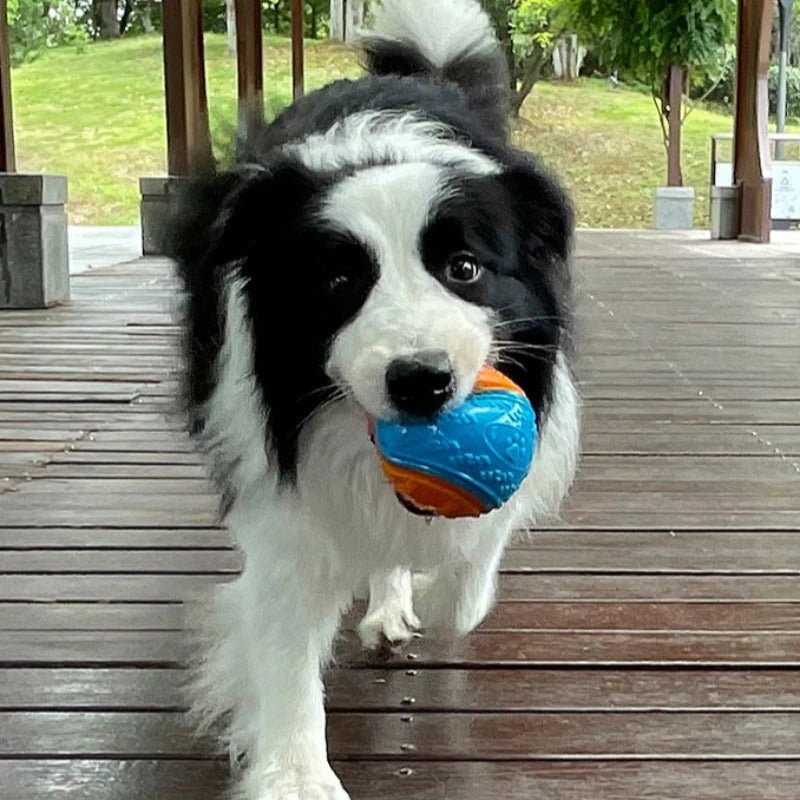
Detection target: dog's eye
<box><xmin>445</xmin><ymin>253</ymin><xmax>483</xmax><ymax>284</ymax></box>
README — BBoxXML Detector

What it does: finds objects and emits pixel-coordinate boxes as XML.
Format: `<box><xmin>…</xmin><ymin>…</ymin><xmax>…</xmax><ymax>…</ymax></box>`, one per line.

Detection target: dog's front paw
<box><xmin>359</xmin><ymin>568</ymin><xmax>421</xmax><ymax>649</ymax></box>
<box><xmin>358</xmin><ymin>592</ymin><xmax>421</xmax><ymax>649</ymax></box>
<box><xmin>242</xmin><ymin>763</ymin><xmax>351</xmax><ymax>800</ymax></box>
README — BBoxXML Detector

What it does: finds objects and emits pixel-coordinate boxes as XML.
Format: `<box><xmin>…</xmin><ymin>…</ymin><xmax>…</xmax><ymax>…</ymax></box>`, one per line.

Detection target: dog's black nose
<box><xmin>386</xmin><ymin>350</ymin><xmax>455</xmax><ymax>417</ymax></box>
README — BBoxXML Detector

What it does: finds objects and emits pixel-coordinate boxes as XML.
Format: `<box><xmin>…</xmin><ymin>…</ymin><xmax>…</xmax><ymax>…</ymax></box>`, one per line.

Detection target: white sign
<box><xmin>715</xmin><ymin>161</ymin><xmax>800</xmax><ymax>221</ymax></box>
<box><xmin>772</xmin><ymin>163</ymin><xmax>800</xmax><ymax>220</ymax></box>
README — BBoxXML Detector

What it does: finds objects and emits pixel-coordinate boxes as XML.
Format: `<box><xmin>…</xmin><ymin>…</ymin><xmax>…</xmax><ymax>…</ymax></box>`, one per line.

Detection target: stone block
<box><xmin>0</xmin><ymin>174</ymin><xmax>69</xmax><ymax>310</ymax></box>
<box><xmin>140</xmin><ymin>176</ymin><xmax>186</xmax><ymax>256</ymax></box>
<box><xmin>654</xmin><ymin>186</ymin><xmax>696</xmax><ymax>231</ymax></box>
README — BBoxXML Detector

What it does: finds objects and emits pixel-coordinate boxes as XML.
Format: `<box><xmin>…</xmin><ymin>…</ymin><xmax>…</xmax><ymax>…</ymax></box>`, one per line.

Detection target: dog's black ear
<box><xmin>166</xmin><ymin>163</ymin><xmax>320</xmax><ymax>271</ymax></box>
<box><xmin>500</xmin><ymin>152</ymin><xmax>575</xmax><ymax>264</ymax></box>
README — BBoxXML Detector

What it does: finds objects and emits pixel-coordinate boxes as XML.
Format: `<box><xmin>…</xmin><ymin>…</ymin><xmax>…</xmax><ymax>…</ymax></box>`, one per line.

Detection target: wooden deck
<box><xmin>1</xmin><ymin>233</ymin><xmax>799</xmax><ymax>798</ymax></box>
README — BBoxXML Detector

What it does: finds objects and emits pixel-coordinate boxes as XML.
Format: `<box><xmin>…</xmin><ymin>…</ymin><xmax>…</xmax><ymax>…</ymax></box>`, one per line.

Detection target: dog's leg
<box><xmin>358</xmin><ymin>566</ymin><xmax>420</xmax><ymax>649</ymax></box>
<box><xmin>194</xmin><ymin>557</ymin><xmax>351</xmax><ymax>800</ymax></box>
<box><xmin>415</xmin><ymin>533</ymin><xmax>509</xmax><ymax>637</ymax></box>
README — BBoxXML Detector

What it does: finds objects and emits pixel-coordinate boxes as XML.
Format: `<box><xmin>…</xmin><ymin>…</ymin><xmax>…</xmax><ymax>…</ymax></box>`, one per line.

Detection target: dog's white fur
<box><xmin>185</xmin><ymin>2</ymin><xmax>581</xmax><ymax>798</ymax></box>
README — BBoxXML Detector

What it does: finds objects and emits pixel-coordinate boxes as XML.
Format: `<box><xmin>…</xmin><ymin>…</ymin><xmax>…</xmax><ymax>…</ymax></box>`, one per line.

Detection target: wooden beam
<box><xmin>733</xmin><ymin>0</ymin><xmax>774</xmax><ymax>243</ymax></box>
<box><xmin>0</xmin><ymin>0</ymin><xmax>16</xmax><ymax>172</ymax></box>
<box><xmin>235</xmin><ymin>0</ymin><xmax>264</xmax><ymax>142</ymax></box>
<box><xmin>161</xmin><ymin>0</ymin><xmax>213</xmax><ymax>176</ymax></box>
<box><xmin>291</xmin><ymin>0</ymin><xmax>305</xmax><ymax>100</ymax></box>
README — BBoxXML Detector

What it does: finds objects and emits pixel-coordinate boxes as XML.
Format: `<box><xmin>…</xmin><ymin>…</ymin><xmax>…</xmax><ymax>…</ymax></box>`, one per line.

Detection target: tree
<box><xmin>482</xmin><ymin>0</ymin><xmax>563</xmax><ymax>116</ymax></box>
<box><xmin>561</xmin><ymin>0</ymin><xmax>735</xmax><ymax>186</ymax></box>
<box><xmin>330</xmin><ymin>0</ymin><xmax>366</xmax><ymax>41</ymax></box>
<box><xmin>8</xmin><ymin>0</ymin><xmax>88</xmax><ymax>64</ymax></box>
<box><xmin>97</xmin><ymin>0</ymin><xmax>120</xmax><ymax>38</ymax></box>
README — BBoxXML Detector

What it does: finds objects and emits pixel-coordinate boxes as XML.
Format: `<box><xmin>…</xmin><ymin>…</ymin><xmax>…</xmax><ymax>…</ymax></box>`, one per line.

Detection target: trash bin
<box><xmin>710</xmin><ymin>186</ymin><xmax>740</xmax><ymax>240</ymax></box>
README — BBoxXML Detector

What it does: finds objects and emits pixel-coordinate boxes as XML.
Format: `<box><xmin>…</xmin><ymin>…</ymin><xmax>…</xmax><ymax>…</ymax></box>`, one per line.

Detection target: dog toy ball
<box><xmin>372</xmin><ymin>365</ymin><xmax>537</xmax><ymax>519</ymax></box>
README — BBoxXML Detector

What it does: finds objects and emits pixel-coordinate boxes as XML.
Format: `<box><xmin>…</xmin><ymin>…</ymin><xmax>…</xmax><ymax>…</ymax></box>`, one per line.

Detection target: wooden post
<box><xmin>0</xmin><ymin>0</ymin><xmax>16</xmax><ymax>172</ymax></box>
<box><xmin>733</xmin><ymin>0</ymin><xmax>774</xmax><ymax>243</ymax></box>
<box><xmin>162</xmin><ymin>0</ymin><xmax>213</xmax><ymax>176</ymax></box>
<box><xmin>292</xmin><ymin>0</ymin><xmax>305</xmax><ymax>100</ymax></box>
<box><xmin>235</xmin><ymin>0</ymin><xmax>264</xmax><ymax>142</ymax></box>
<box><xmin>666</xmin><ymin>65</ymin><xmax>684</xmax><ymax>187</ymax></box>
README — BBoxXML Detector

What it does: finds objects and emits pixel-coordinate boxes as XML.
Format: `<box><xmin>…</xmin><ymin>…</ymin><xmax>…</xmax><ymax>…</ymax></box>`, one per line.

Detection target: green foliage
<box><xmin>770</xmin><ymin>64</ymin><xmax>800</xmax><ymax>119</ymax></box>
<box><xmin>511</xmin><ymin>0</ymin><xmax>560</xmax><ymax>55</ymax></box>
<box><xmin>9</xmin><ymin>0</ymin><xmax>89</xmax><ymax>66</ymax></box>
<box><xmin>560</xmin><ymin>0</ymin><xmax>736</xmax><ymax>90</ymax></box>
<box><xmin>481</xmin><ymin>0</ymin><xmax>564</xmax><ymax>114</ymax></box>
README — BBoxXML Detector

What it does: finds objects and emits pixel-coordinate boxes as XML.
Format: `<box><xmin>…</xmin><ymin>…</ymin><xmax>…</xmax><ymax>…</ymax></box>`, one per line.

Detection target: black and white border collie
<box><xmin>168</xmin><ymin>1</ymin><xmax>580</xmax><ymax>797</ymax></box>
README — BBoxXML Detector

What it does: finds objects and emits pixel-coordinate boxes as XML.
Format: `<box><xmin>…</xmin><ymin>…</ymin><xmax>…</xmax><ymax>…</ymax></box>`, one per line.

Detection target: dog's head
<box><xmin>172</xmin><ymin>121</ymin><xmax>573</xmax><ymax>480</ymax></box>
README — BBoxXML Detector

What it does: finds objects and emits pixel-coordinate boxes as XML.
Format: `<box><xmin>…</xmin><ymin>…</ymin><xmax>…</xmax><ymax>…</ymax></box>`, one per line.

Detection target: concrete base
<box><xmin>654</xmin><ymin>186</ymin><xmax>696</xmax><ymax>230</ymax></box>
<box><xmin>140</xmin><ymin>176</ymin><xmax>186</xmax><ymax>256</ymax></box>
<box><xmin>0</xmin><ymin>174</ymin><xmax>69</xmax><ymax>309</ymax></box>
<box><xmin>710</xmin><ymin>186</ymin><xmax>741</xmax><ymax>240</ymax></box>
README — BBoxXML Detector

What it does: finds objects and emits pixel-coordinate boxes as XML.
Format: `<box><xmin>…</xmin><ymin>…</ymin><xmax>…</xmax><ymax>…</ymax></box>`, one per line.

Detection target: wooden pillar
<box><xmin>666</xmin><ymin>65</ymin><xmax>684</xmax><ymax>187</ymax></box>
<box><xmin>0</xmin><ymin>0</ymin><xmax>16</xmax><ymax>172</ymax></box>
<box><xmin>235</xmin><ymin>0</ymin><xmax>264</xmax><ymax>142</ymax></box>
<box><xmin>162</xmin><ymin>0</ymin><xmax>213</xmax><ymax>176</ymax></box>
<box><xmin>733</xmin><ymin>0</ymin><xmax>774</xmax><ymax>243</ymax></box>
<box><xmin>291</xmin><ymin>0</ymin><xmax>305</xmax><ymax>100</ymax></box>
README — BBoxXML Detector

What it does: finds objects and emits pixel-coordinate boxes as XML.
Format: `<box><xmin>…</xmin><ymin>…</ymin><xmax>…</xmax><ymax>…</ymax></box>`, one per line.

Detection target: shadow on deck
<box><xmin>1</xmin><ymin>231</ymin><xmax>799</xmax><ymax>798</ymax></box>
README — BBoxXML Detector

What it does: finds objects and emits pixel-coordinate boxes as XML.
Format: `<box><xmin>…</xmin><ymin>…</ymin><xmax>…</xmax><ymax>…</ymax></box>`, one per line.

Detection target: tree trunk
<box><xmin>348</xmin><ymin>0</ymin><xmax>365</xmax><ymax>40</ymax></box>
<box><xmin>119</xmin><ymin>0</ymin><xmax>134</xmax><ymax>35</ymax></box>
<box><xmin>665</xmin><ymin>64</ymin><xmax>684</xmax><ymax>187</ymax></box>
<box><xmin>311</xmin><ymin>5</ymin><xmax>318</xmax><ymax>39</ymax></box>
<box><xmin>98</xmin><ymin>0</ymin><xmax>119</xmax><ymax>39</ymax></box>
<box><xmin>330</xmin><ymin>0</ymin><xmax>344</xmax><ymax>40</ymax></box>
<box><xmin>141</xmin><ymin>1</ymin><xmax>154</xmax><ymax>33</ymax></box>
<box><xmin>511</xmin><ymin>49</ymin><xmax>546</xmax><ymax>117</ymax></box>
<box><xmin>226</xmin><ymin>0</ymin><xmax>236</xmax><ymax>56</ymax></box>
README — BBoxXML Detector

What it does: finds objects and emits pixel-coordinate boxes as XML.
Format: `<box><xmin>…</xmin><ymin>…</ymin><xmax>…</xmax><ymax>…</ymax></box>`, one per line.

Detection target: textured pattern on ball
<box><xmin>374</xmin><ymin>366</ymin><xmax>537</xmax><ymax>518</ymax></box>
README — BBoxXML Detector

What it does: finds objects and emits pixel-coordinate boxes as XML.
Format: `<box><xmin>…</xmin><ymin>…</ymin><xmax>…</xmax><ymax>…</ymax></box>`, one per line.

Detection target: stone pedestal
<box><xmin>654</xmin><ymin>186</ymin><xmax>696</xmax><ymax>230</ymax></box>
<box><xmin>0</xmin><ymin>174</ymin><xmax>69</xmax><ymax>309</ymax></box>
<box><xmin>140</xmin><ymin>176</ymin><xmax>185</xmax><ymax>256</ymax></box>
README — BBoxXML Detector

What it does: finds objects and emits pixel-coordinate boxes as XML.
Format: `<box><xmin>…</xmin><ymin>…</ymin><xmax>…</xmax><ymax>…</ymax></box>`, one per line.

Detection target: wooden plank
<box><xmin>498</xmin><ymin>574</ymin><xmax>800</xmax><ymax>601</ymax></box>
<box><xmin>7</xmin><ymin>598</ymin><xmax>800</xmax><ymax>633</ymax></box>
<box><xmin>3</xmin><ymin>710</ymin><xmax>800</xmax><ymax>758</ymax></box>
<box><xmin>5</xmin><ymin>667</ymin><xmax>800</xmax><ymax>712</ymax></box>
<box><xmin>0</xmin><ymin>575</ymin><xmax>236</xmax><ymax>602</ymax></box>
<box><xmin>0</xmin><ymin>527</ymin><xmax>228</xmax><ymax>548</ymax></box>
<box><xmin>4</xmin><ymin>600</ymin><xmax>800</xmax><ymax>633</ymax></box>
<box><xmin>507</xmin><ymin>532</ymin><xmax>800</xmax><ymax>574</ymax></box>
<box><xmin>6</xmin><ymin>760</ymin><xmax>800</xmax><ymax>800</ymax></box>
<box><xmin>5</xmin><ymin>629</ymin><xmax>800</xmax><ymax>667</ymax></box>
<box><xmin>0</xmin><ymin>550</ymin><xmax>241</xmax><ymax>575</ymax></box>
<box><xmin>6</xmin><ymin>573</ymin><xmax>800</xmax><ymax>603</ymax></box>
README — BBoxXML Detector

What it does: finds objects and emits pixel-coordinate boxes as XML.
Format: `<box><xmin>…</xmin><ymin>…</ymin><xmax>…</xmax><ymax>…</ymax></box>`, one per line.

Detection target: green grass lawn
<box><xmin>11</xmin><ymin>34</ymin><xmax>797</xmax><ymax>227</ymax></box>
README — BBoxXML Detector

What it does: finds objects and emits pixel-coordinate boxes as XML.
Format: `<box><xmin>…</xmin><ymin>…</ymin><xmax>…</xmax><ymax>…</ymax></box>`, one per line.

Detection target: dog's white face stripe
<box><xmin>283</xmin><ymin>111</ymin><xmax>502</xmax><ymax>179</ymax></box>
<box><xmin>322</xmin><ymin>161</ymin><xmax>494</xmax><ymax>419</ymax></box>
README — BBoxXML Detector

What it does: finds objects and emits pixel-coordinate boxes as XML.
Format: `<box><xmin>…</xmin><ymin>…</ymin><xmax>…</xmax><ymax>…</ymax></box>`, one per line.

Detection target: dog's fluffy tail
<box><xmin>362</xmin><ymin>0</ymin><xmax>511</xmax><ymax>138</ymax></box>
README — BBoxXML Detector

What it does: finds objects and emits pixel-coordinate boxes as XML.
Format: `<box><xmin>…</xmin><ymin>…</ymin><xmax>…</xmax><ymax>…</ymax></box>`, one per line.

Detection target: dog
<box><xmin>168</xmin><ymin>1</ymin><xmax>580</xmax><ymax>797</ymax></box>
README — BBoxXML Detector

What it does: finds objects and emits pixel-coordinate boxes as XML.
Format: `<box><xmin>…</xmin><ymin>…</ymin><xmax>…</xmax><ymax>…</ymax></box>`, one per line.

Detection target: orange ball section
<box><xmin>379</xmin><ymin>458</ymin><xmax>488</xmax><ymax>518</ymax></box>
<box><xmin>473</xmin><ymin>364</ymin><xmax>525</xmax><ymax>395</ymax></box>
